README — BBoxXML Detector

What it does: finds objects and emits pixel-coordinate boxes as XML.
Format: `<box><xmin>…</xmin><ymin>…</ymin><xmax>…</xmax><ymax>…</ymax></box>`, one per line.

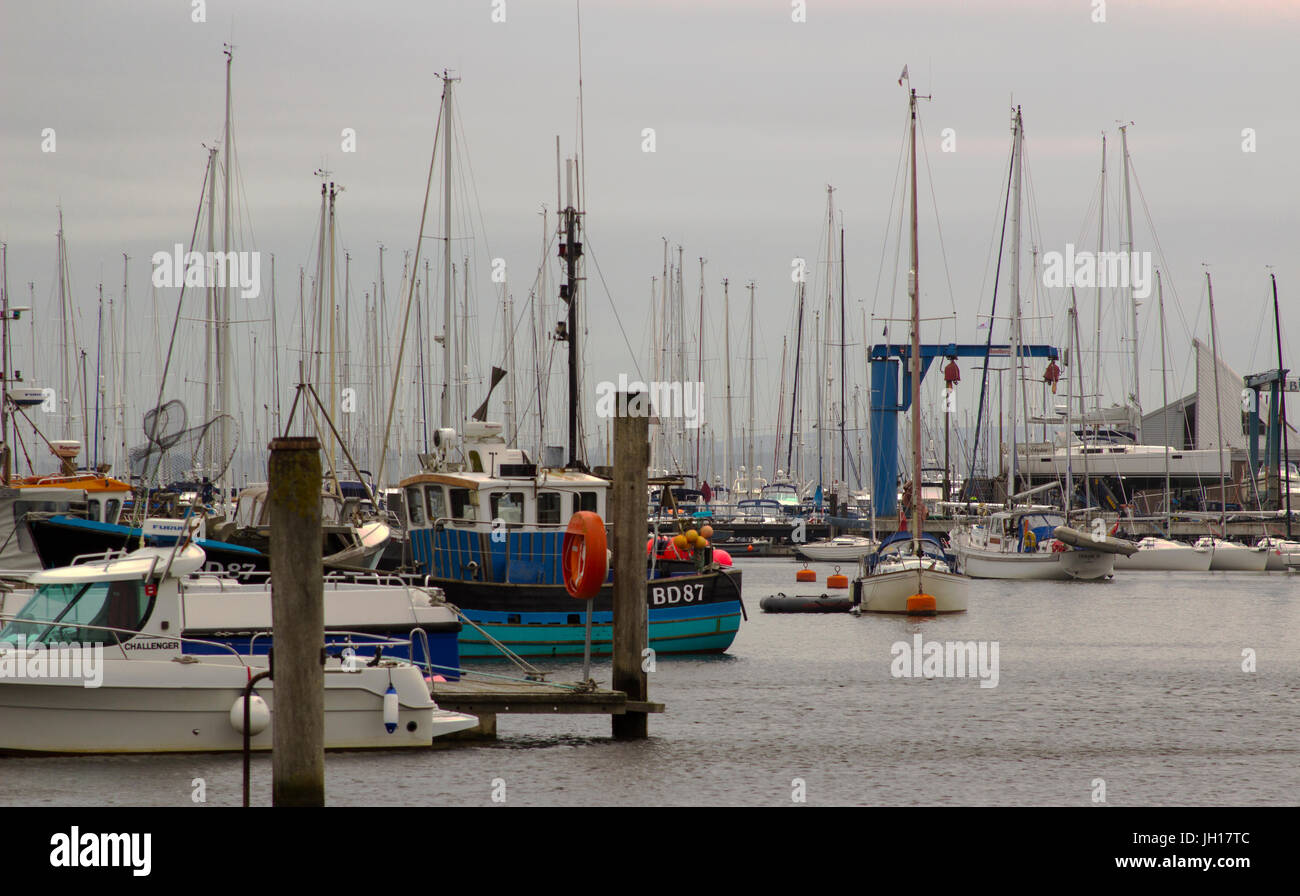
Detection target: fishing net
<box><xmin>130</xmin><ymin>409</ymin><xmax>239</xmax><ymax>486</ymax></box>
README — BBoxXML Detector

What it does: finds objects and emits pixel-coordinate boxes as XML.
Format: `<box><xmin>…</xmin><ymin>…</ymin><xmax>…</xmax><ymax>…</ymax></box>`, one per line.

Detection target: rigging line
<box><xmin>147</xmin><ymin>155</ymin><xmax>213</xmax><ymax>445</ymax></box>
<box><xmin>975</xmin><ymin>135</ymin><xmax>1016</xmax><ymax>324</ymax></box>
<box><xmin>581</xmin><ymin>235</ymin><xmax>645</xmax><ymax>383</ymax></box>
<box><xmin>869</xmin><ymin>102</ymin><xmax>912</xmax><ymax>328</ymax></box>
<box><xmin>915</xmin><ymin>115</ymin><xmax>957</xmax><ymax>317</ymax></box>
<box><xmin>1126</xmin><ymin>158</ymin><xmax>1199</xmax><ymax>346</ymax></box>
<box><xmin>375</xmin><ymin>88</ymin><xmax>444</xmax><ymax>489</ymax></box>
<box><xmin>964</xmin><ymin>135</ymin><xmax>1017</xmax><ymax>491</ymax></box>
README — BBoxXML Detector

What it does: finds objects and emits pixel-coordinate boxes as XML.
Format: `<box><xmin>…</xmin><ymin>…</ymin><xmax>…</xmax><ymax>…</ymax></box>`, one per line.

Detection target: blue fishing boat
<box><xmin>399</xmin><ymin>423</ymin><xmax>743</xmax><ymax>659</ymax></box>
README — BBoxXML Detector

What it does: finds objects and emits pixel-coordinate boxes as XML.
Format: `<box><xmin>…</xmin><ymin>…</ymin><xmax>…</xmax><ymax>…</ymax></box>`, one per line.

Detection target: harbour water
<box><xmin>3</xmin><ymin>557</ymin><xmax>1296</xmax><ymax>806</ymax></box>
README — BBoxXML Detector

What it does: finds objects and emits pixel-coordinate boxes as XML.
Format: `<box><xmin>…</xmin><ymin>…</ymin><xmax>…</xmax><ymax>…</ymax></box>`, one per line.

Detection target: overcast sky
<box><xmin>2</xmin><ymin>0</ymin><xmax>1297</xmax><ymax>482</ymax></box>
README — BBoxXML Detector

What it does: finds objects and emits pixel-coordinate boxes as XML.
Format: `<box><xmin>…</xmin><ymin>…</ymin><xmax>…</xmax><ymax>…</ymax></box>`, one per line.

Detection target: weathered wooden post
<box><xmin>612</xmin><ymin>391</ymin><xmax>649</xmax><ymax>739</ymax></box>
<box><xmin>268</xmin><ymin>436</ymin><xmax>325</xmax><ymax>805</ymax></box>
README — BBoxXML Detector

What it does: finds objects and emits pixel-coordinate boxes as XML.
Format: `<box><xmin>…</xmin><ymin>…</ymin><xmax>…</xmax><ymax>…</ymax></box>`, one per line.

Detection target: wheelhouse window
<box><xmin>576</xmin><ymin>491</ymin><xmax>599</xmax><ymax>514</ymax></box>
<box><xmin>449</xmin><ymin>488</ymin><xmax>476</xmax><ymax>521</ymax></box>
<box><xmin>105</xmin><ymin>499</ymin><xmax>122</xmax><ymax>524</ymax></box>
<box><xmin>0</xmin><ymin>579</ymin><xmax>149</xmax><ymax>646</ymax></box>
<box><xmin>490</xmin><ymin>492</ymin><xmax>525</xmax><ymax>525</ymax></box>
<box><xmin>424</xmin><ymin>485</ymin><xmax>446</xmax><ymax>522</ymax></box>
<box><xmin>537</xmin><ymin>492</ymin><xmax>563</xmax><ymax>525</ymax></box>
<box><xmin>406</xmin><ymin>486</ymin><xmax>426</xmax><ymax>526</ymax></box>
<box><xmin>13</xmin><ymin>499</ymin><xmax>73</xmax><ymax>527</ymax></box>
<box><xmin>87</xmin><ymin>499</ymin><xmax>101</xmax><ymax>522</ymax></box>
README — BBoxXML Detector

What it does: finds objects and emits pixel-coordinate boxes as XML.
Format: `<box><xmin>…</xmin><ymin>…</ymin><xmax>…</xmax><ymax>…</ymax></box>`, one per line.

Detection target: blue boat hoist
<box><xmin>869</xmin><ymin>341</ymin><xmax>1059</xmax><ymax>516</ymax></box>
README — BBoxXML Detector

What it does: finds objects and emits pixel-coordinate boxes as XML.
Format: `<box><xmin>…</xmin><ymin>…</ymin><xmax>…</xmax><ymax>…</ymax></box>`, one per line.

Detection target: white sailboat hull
<box><xmin>796</xmin><ymin>538</ymin><xmax>876</xmax><ymax>562</ymax></box>
<box><xmin>860</xmin><ymin>564</ymin><xmax>968</xmax><ymax>613</ymax></box>
<box><xmin>1114</xmin><ymin>539</ymin><xmax>1212</xmax><ymax>572</ymax></box>
<box><xmin>1206</xmin><ymin>541</ymin><xmax>1269</xmax><ymax>572</ymax></box>
<box><xmin>956</xmin><ymin>546</ymin><xmax>1115</xmax><ymax>581</ymax></box>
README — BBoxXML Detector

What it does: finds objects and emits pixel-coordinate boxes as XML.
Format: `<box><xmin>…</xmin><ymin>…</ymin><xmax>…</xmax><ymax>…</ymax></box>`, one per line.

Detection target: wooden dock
<box><xmin>431</xmin><ymin>677</ymin><xmax>664</xmax><ymax>740</ymax></box>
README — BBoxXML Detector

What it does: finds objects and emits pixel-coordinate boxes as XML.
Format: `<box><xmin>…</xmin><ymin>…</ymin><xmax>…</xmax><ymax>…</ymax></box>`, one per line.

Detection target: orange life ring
<box><xmin>563</xmin><ymin>511</ymin><xmax>608</xmax><ymax>599</ymax></box>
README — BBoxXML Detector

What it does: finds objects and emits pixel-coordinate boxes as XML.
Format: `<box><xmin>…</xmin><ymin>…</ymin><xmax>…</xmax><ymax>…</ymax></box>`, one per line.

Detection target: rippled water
<box><xmin>4</xmin><ymin>558</ymin><xmax>1297</xmax><ymax>806</ymax></box>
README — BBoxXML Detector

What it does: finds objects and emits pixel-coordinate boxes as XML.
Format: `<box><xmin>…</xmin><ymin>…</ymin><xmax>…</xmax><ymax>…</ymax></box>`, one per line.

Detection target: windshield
<box><xmin>0</xmin><ymin>580</ymin><xmax>150</xmax><ymax>646</ymax></box>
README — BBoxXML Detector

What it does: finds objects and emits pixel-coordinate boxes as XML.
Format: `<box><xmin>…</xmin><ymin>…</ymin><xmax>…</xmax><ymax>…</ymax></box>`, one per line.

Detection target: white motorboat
<box><xmin>0</xmin><ymin>545</ymin><xmax>478</xmax><ymax>753</ymax></box>
<box><xmin>855</xmin><ymin>532</ymin><xmax>967</xmax><ymax>614</ymax></box>
<box><xmin>1196</xmin><ymin>536</ymin><xmax>1269</xmax><ymax>572</ymax></box>
<box><xmin>1113</xmin><ymin>536</ymin><xmax>1213</xmax><ymax>572</ymax></box>
<box><xmin>796</xmin><ymin>535</ymin><xmax>877</xmax><ymax>562</ymax></box>
<box><xmin>952</xmin><ymin>510</ymin><xmax>1120</xmax><ymax>581</ymax></box>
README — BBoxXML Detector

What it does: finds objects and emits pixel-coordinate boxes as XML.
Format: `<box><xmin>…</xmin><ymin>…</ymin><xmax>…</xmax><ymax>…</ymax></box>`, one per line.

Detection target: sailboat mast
<box><xmin>58</xmin><ymin>209</ymin><xmax>71</xmax><ymax>446</ymax></box>
<box><xmin>908</xmin><ymin>88</ymin><xmax>922</xmax><ymax>542</ymax></box>
<box><xmin>1157</xmin><ymin>270</ymin><xmax>1171</xmax><ymax>532</ymax></box>
<box><xmin>327</xmin><ymin>181</ymin><xmax>338</xmax><ymax>477</ymax></box>
<box><xmin>786</xmin><ymin>280</ymin><xmax>804</xmax><ymax>473</ymax></box>
<box><xmin>119</xmin><ymin>254</ymin><xmax>129</xmax><ymax>473</ymax></box>
<box><xmin>723</xmin><ymin>277</ymin><xmax>732</xmax><ymax>498</ymax></box>
<box><xmin>563</xmin><ymin>160</ymin><xmax>581</xmax><ymax>468</ymax></box>
<box><xmin>747</xmin><ymin>280</ymin><xmax>756</xmax><ymax>495</ymax></box>
<box><xmin>840</xmin><ymin>223</ymin><xmax>847</xmax><ymax>495</ymax></box>
<box><xmin>1120</xmin><ymin>124</ymin><xmax>1140</xmax><ymax>440</ymax></box>
<box><xmin>1272</xmin><ymin>273</ymin><xmax>1291</xmax><ymax>537</ymax></box>
<box><xmin>441</xmin><ymin>73</ymin><xmax>456</xmax><ymax>430</ymax></box>
<box><xmin>1093</xmin><ymin>133</ymin><xmax>1105</xmax><ymax>415</ymax></box>
<box><xmin>1007</xmin><ymin>106</ymin><xmax>1024</xmax><ymax>504</ymax></box>
<box><xmin>220</xmin><ymin>44</ymin><xmax>233</xmax><ymax>492</ymax></box>
<box><xmin>696</xmin><ymin>256</ymin><xmax>705</xmax><ymax>477</ymax></box>
<box><xmin>1066</xmin><ymin>289</ymin><xmax>1077</xmax><ymax>519</ymax></box>
<box><xmin>1207</xmin><ymin>271</ymin><xmax>1226</xmax><ymax>533</ymax></box>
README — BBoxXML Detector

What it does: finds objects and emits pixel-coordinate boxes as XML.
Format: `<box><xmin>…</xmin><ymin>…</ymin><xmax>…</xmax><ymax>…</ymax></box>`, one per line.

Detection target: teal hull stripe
<box><xmin>466</xmin><ymin>600</ymin><xmax>740</xmax><ymax>626</ymax></box>
<box><xmin>459</xmin><ymin>612</ymin><xmax>741</xmax><ymax>658</ymax></box>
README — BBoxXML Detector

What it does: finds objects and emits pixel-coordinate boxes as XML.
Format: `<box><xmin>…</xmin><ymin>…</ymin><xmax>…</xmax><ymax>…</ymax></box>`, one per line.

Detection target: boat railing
<box><xmin>427</xmin><ymin>516</ymin><xmax>581</xmax><ymax>533</ymax></box>
<box><xmin>69</xmin><ymin>548</ymin><xmax>131</xmax><ymax>566</ymax></box>
<box><xmin>0</xmin><ymin>617</ymin><xmax>250</xmax><ymax>665</ymax></box>
<box><xmin>322</xmin><ymin>570</ymin><xmax>415</xmax><ymax>588</ymax></box>
<box><xmin>183</xmin><ymin>571</ymin><xmax>251</xmax><ymax>590</ymax></box>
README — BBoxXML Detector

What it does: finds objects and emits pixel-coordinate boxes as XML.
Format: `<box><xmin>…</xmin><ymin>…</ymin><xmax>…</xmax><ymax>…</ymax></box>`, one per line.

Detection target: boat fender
<box><xmin>230</xmin><ymin>693</ymin><xmax>269</xmax><ymax>736</ymax></box>
<box><xmin>383</xmin><ymin>684</ymin><xmax>399</xmax><ymax>733</ymax></box>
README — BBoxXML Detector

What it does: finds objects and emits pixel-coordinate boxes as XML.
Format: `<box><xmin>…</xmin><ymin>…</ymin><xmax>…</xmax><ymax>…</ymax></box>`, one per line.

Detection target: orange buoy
<box><xmin>826</xmin><ymin>573</ymin><xmax>849</xmax><ymax>589</ymax></box>
<box><xmin>562</xmin><ymin>511</ymin><xmax>608</xmax><ymax>599</ymax></box>
<box><xmin>796</xmin><ymin>568</ymin><xmax>817</xmax><ymax>583</ymax></box>
<box><xmin>906</xmin><ymin>593</ymin><xmax>937</xmax><ymax>616</ymax></box>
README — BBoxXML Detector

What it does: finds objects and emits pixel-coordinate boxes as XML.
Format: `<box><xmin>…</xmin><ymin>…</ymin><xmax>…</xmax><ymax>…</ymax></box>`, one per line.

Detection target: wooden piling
<box><xmin>611</xmin><ymin>392</ymin><xmax>649</xmax><ymax>739</ymax></box>
<box><xmin>268</xmin><ymin>436</ymin><xmax>325</xmax><ymax>806</ymax></box>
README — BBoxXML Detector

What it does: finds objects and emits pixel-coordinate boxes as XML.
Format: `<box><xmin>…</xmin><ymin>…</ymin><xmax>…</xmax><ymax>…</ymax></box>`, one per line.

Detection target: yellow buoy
<box><xmin>906</xmin><ymin>593</ymin><xmax>937</xmax><ymax>616</ymax></box>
